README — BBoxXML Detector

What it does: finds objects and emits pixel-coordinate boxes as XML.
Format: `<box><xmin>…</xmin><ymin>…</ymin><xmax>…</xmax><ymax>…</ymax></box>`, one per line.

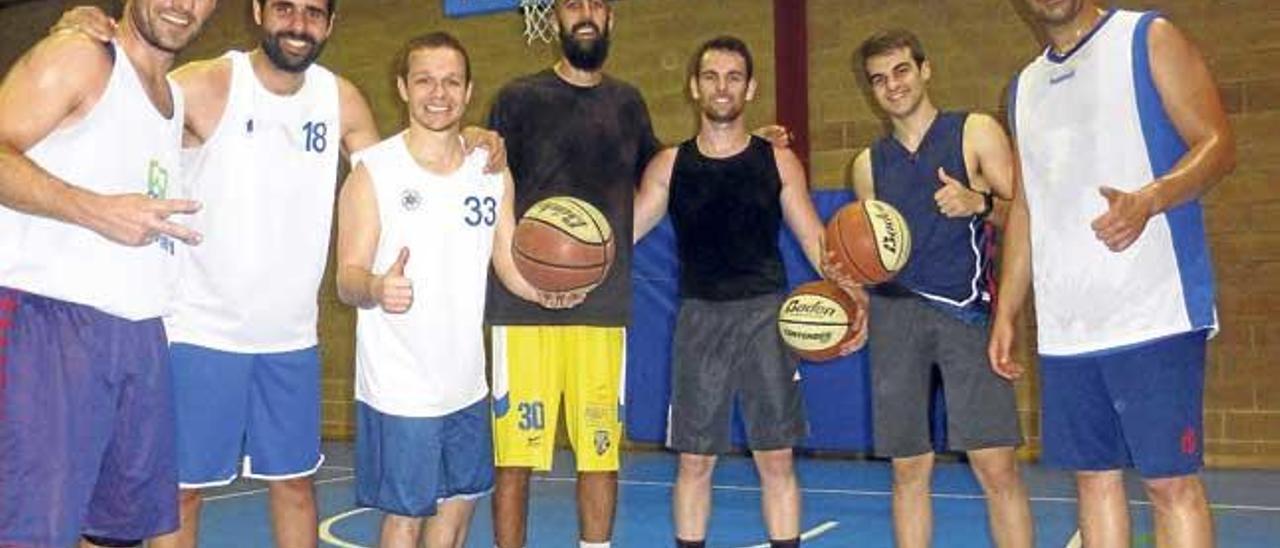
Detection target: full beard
<box><xmin>261</xmin><ymin>31</ymin><xmax>325</xmax><ymax>74</ymax></box>
<box><xmin>559</xmin><ymin>22</ymin><xmax>611</xmax><ymax>71</ymax></box>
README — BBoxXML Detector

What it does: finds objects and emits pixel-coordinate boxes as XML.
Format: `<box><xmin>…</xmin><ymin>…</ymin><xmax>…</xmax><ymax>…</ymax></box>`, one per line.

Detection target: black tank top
<box><xmin>668</xmin><ymin>136</ymin><xmax>786</xmax><ymax>300</ymax></box>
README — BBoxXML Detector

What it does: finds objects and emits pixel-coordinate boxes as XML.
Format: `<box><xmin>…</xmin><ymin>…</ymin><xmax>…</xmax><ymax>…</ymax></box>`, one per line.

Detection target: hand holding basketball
<box><xmin>778</xmin><ymin>280</ymin><xmax>865</xmax><ymax>362</ymax></box>
<box><xmin>535</xmin><ymin>288</ymin><xmax>588</xmax><ymax>310</ymax></box>
<box><xmin>373</xmin><ymin>247</ymin><xmax>413</xmax><ymax>314</ymax></box>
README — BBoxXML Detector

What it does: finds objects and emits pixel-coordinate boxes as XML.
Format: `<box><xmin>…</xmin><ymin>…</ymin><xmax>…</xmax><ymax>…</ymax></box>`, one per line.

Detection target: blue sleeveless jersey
<box><xmin>870</xmin><ymin>112</ymin><xmax>992</xmax><ymax>320</ymax></box>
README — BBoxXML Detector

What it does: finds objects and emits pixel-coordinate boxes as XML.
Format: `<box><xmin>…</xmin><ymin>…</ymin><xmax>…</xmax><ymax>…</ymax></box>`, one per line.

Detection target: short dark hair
<box><xmin>396</xmin><ymin>32</ymin><xmax>471</xmax><ymax>83</ymax></box>
<box><xmin>857</xmin><ymin>29</ymin><xmax>926</xmax><ymax>78</ymax></box>
<box><xmin>254</xmin><ymin>0</ymin><xmax>338</xmax><ymax>16</ymax></box>
<box><xmin>690</xmin><ymin>35</ymin><xmax>754</xmax><ymax>81</ymax></box>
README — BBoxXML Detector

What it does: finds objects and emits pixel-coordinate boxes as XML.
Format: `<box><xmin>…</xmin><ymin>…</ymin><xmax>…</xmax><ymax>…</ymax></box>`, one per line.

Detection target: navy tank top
<box><xmin>669</xmin><ymin>136</ymin><xmax>786</xmax><ymax>301</ymax></box>
<box><xmin>870</xmin><ymin>111</ymin><xmax>993</xmax><ymax>316</ymax></box>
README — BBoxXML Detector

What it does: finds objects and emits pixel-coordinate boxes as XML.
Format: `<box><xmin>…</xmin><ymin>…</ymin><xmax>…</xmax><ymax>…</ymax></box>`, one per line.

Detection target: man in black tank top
<box><xmin>634</xmin><ymin>37</ymin><xmax>864</xmax><ymax>548</ymax></box>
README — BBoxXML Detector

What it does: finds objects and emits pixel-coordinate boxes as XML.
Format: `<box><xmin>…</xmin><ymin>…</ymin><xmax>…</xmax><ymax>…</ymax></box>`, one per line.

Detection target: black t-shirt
<box><xmin>668</xmin><ymin>136</ymin><xmax>786</xmax><ymax>301</ymax></box>
<box><xmin>487</xmin><ymin>69</ymin><xmax>661</xmax><ymax>325</ymax></box>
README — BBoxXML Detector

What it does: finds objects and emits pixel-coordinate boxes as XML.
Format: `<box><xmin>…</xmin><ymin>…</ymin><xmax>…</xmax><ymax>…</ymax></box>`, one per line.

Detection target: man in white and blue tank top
<box><xmin>993</xmin><ymin>1</ymin><xmax>1236</xmax><ymax>544</ymax></box>
<box><xmin>850</xmin><ymin>30</ymin><xmax>1032</xmax><ymax>548</ymax></box>
<box><xmin>56</xmin><ymin>2</ymin><xmax>504</xmax><ymax>544</ymax></box>
<box><xmin>335</xmin><ymin>32</ymin><xmax>543</xmax><ymax>548</ymax></box>
<box><xmin>0</xmin><ymin>1</ymin><xmax>217</xmax><ymax>546</ymax></box>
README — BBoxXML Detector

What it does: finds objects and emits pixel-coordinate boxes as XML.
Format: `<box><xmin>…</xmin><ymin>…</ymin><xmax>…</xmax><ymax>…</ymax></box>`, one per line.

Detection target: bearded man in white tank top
<box><xmin>55</xmin><ymin>2</ymin><xmax>507</xmax><ymax>545</ymax></box>
<box><xmin>992</xmin><ymin>1</ymin><xmax>1236</xmax><ymax>545</ymax></box>
<box><xmin>0</xmin><ymin>1</ymin><xmax>216</xmax><ymax>546</ymax></box>
<box><xmin>335</xmin><ymin>32</ymin><xmax>564</xmax><ymax>548</ymax></box>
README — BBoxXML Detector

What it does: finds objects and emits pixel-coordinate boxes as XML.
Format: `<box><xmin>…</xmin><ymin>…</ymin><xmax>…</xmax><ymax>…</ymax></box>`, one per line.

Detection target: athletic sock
<box><xmin>770</xmin><ymin>538</ymin><xmax>801</xmax><ymax>548</ymax></box>
<box><xmin>675</xmin><ymin>538</ymin><xmax>707</xmax><ymax>548</ymax></box>
<box><xmin>579</xmin><ymin>542</ymin><xmax>611</xmax><ymax>548</ymax></box>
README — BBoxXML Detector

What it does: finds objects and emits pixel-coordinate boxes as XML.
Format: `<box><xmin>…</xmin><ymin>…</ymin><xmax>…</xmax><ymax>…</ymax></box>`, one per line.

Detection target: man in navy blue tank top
<box><xmin>851</xmin><ymin>30</ymin><xmax>1032</xmax><ymax>548</ymax></box>
<box><xmin>635</xmin><ymin>36</ymin><xmax>864</xmax><ymax>548</ymax></box>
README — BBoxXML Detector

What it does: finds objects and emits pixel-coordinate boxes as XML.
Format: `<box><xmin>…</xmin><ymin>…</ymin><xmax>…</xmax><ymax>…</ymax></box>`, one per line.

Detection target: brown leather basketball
<box><xmin>512</xmin><ymin>196</ymin><xmax>615</xmax><ymax>292</ymax></box>
<box><xmin>824</xmin><ymin>199</ymin><xmax>912</xmax><ymax>284</ymax></box>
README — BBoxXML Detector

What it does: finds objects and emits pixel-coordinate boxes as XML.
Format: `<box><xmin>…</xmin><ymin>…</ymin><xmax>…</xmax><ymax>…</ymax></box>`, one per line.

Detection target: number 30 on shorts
<box><xmin>517</xmin><ymin>401</ymin><xmax>545</xmax><ymax>430</ymax></box>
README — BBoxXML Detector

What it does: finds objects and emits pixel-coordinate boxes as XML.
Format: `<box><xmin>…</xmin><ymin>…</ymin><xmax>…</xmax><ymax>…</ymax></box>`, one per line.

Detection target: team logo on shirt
<box><xmin>400</xmin><ymin>189</ymin><xmax>423</xmax><ymax>211</ymax></box>
<box><xmin>147</xmin><ymin>160</ymin><xmax>175</xmax><ymax>255</ymax></box>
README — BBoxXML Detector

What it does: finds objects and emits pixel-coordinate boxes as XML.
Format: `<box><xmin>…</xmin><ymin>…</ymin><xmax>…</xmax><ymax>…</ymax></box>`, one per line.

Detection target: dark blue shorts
<box><xmin>356</xmin><ymin>398</ymin><xmax>494</xmax><ymax>517</ymax></box>
<box><xmin>0</xmin><ymin>288</ymin><xmax>177</xmax><ymax>545</ymax></box>
<box><xmin>1040</xmin><ymin>330</ymin><xmax>1207</xmax><ymax>478</ymax></box>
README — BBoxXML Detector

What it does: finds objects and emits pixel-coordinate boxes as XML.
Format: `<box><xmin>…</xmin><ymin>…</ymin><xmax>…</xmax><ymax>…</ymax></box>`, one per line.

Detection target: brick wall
<box><xmin>3</xmin><ymin>0</ymin><xmax>1275</xmax><ymax>465</ymax></box>
<box><xmin>0</xmin><ymin>0</ymin><xmax>779</xmax><ymax>440</ymax></box>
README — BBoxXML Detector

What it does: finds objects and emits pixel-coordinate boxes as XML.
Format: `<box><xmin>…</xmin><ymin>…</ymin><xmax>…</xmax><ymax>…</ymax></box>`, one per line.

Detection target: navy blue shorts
<box><xmin>0</xmin><ymin>288</ymin><xmax>177</xmax><ymax>545</ymax></box>
<box><xmin>356</xmin><ymin>398</ymin><xmax>494</xmax><ymax>517</ymax></box>
<box><xmin>1040</xmin><ymin>330</ymin><xmax>1207</xmax><ymax>478</ymax></box>
<box><xmin>170</xmin><ymin>343</ymin><xmax>323</xmax><ymax>487</ymax></box>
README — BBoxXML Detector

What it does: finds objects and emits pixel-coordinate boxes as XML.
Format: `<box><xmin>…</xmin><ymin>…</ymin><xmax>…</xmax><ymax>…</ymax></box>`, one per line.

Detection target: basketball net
<box><xmin>520</xmin><ymin>0</ymin><xmax>557</xmax><ymax>44</ymax></box>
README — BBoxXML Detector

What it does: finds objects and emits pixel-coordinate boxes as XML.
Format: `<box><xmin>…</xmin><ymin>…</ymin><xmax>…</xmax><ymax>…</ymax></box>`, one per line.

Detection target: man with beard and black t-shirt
<box><xmin>485</xmin><ymin>1</ymin><xmax>659</xmax><ymax>547</ymax></box>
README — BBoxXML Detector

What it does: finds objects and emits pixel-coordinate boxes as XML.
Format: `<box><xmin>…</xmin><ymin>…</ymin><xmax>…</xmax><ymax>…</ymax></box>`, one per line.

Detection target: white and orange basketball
<box><xmin>777</xmin><ymin>280</ymin><xmax>862</xmax><ymax>362</ymax></box>
<box><xmin>513</xmin><ymin>196</ymin><xmax>615</xmax><ymax>293</ymax></box>
<box><xmin>825</xmin><ymin>199</ymin><xmax>912</xmax><ymax>285</ymax></box>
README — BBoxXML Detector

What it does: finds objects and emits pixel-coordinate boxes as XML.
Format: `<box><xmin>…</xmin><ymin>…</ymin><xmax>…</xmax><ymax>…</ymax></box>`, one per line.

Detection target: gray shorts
<box><xmin>667</xmin><ymin>293</ymin><xmax>808</xmax><ymax>455</ymax></box>
<box><xmin>869</xmin><ymin>294</ymin><xmax>1022</xmax><ymax>457</ymax></box>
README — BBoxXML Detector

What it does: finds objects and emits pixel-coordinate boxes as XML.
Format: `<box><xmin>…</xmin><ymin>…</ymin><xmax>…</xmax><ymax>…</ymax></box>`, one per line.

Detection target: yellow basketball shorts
<box><xmin>490</xmin><ymin>325</ymin><xmax>625</xmax><ymax>472</ymax></box>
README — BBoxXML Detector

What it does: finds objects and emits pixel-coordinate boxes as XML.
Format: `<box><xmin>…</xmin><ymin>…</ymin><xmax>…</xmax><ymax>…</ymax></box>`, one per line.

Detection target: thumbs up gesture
<box><xmin>933</xmin><ymin>167</ymin><xmax>986</xmax><ymax>218</ymax></box>
<box><xmin>1090</xmin><ymin>185</ymin><xmax>1157</xmax><ymax>253</ymax></box>
<box><xmin>373</xmin><ymin>247</ymin><xmax>413</xmax><ymax>313</ymax></box>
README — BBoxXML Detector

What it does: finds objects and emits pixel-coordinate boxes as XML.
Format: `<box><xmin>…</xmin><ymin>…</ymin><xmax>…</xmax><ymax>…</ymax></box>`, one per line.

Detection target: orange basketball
<box><xmin>825</xmin><ymin>199</ymin><xmax>912</xmax><ymax>285</ymax></box>
<box><xmin>513</xmin><ymin>196</ymin><xmax>615</xmax><ymax>293</ymax></box>
<box><xmin>777</xmin><ymin>280</ymin><xmax>862</xmax><ymax>362</ymax></box>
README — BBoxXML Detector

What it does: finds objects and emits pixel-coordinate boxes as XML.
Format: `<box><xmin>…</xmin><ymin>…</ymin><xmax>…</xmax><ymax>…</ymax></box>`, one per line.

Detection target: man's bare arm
<box><xmin>0</xmin><ymin>34</ymin><xmax>201</xmax><ymax>246</ymax></box>
<box><xmin>633</xmin><ymin>147</ymin><xmax>677</xmax><ymax>243</ymax></box>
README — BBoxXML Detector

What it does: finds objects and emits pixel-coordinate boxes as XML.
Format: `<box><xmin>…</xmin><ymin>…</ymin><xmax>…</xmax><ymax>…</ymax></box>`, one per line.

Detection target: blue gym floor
<box><xmin>192</xmin><ymin>442</ymin><xmax>1280</xmax><ymax>547</ymax></box>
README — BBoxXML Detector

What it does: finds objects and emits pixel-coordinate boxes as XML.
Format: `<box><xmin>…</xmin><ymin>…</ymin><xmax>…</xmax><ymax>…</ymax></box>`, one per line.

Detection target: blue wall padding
<box><xmin>626</xmin><ymin>189</ymin><xmax>949</xmax><ymax>452</ymax></box>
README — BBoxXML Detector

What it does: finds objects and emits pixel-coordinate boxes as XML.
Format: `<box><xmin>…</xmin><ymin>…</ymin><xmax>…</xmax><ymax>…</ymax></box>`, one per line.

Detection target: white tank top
<box><xmin>354</xmin><ymin>132</ymin><xmax>501</xmax><ymax>417</ymax></box>
<box><xmin>165</xmin><ymin>51</ymin><xmax>341</xmax><ymax>352</ymax></box>
<box><xmin>1011</xmin><ymin>10</ymin><xmax>1217</xmax><ymax>356</ymax></box>
<box><xmin>0</xmin><ymin>43</ymin><xmax>184</xmax><ymax>320</ymax></box>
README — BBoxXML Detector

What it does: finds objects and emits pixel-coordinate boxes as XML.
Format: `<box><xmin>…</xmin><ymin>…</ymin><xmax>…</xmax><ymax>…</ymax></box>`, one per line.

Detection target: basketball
<box><xmin>513</xmin><ymin>196</ymin><xmax>615</xmax><ymax>293</ymax></box>
<box><xmin>777</xmin><ymin>280</ymin><xmax>862</xmax><ymax>362</ymax></box>
<box><xmin>825</xmin><ymin>199</ymin><xmax>912</xmax><ymax>284</ymax></box>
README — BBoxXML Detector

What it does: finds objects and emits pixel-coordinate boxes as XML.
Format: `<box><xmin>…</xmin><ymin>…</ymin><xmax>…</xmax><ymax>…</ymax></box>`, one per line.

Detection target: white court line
<box><xmin>204</xmin><ymin>473</ymin><xmax>1280</xmax><ymax>513</ymax></box>
<box><xmin>319</xmin><ymin>507</ymin><xmax>372</xmax><ymax>548</ymax></box>
<box><xmin>1065</xmin><ymin>529</ymin><xmax>1083</xmax><ymax>548</ymax></box>
<box><xmin>734</xmin><ymin>521</ymin><xmax>839</xmax><ymax>548</ymax></box>
<box><xmin>202</xmin><ymin>475</ymin><xmax>353</xmax><ymax>502</ymax></box>
<box><xmin>532</xmin><ymin>476</ymin><xmax>1280</xmax><ymax>513</ymax></box>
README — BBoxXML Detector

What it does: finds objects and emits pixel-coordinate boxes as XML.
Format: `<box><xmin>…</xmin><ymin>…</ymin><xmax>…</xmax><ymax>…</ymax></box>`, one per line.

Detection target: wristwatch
<box><xmin>976</xmin><ymin>188</ymin><xmax>994</xmax><ymax>218</ymax></box>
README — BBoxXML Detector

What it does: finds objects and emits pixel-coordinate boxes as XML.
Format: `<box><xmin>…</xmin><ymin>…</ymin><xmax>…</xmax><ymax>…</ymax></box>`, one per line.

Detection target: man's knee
<box><xmin>1143</xmin><ymin>474</ymin><xmax>1206</xmax><ymax>509</ymax></box>
<box><xmin>891</xmin><ymin>452</ymin><xmax>935</xmax><ymax>489</ymax></box>
<box><xmin>268</xmin><ymin>476</ymin><xmax>315</xmax><ymax>499</ymax></box>
<box><xmin>968</xmin><ymin>447</ymin><xmax>1023</xmax><ymax>495</ymax></box>
<box><xmin>678</xmin><ymin>454</ymin><xmax>717</xmax><ymax>481</ymax></box>
<box><xmin>752</xmin><ymin>449</ymin><xmax>796</xmax><ymax>484</ymax></box>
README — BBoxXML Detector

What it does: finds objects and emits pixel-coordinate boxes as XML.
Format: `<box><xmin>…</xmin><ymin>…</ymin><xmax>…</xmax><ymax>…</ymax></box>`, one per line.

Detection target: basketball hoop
<box><xmin>520</xmin><ymin>0</ymin><xmax>557</xmax><ymax>44</ymax></box>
